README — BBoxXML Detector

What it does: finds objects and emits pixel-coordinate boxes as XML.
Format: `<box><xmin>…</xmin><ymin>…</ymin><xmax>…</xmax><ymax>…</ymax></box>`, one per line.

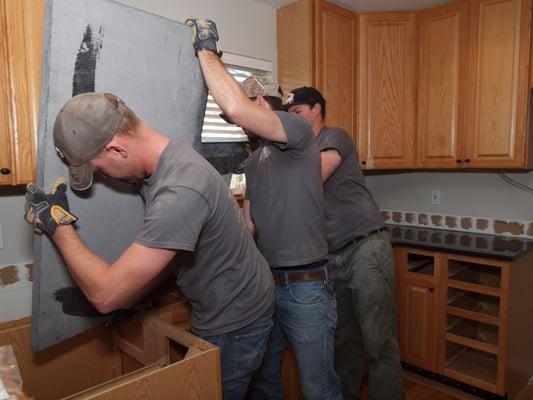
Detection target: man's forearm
<box><xmin>52</xmin><ymin>224</ymin><xmax>113</xmax><ymax>310</ymax></box>
<box><xmin>197</xmin><ymin>50</ymin><xmax>247</xmax><ymax>120</ymax></box>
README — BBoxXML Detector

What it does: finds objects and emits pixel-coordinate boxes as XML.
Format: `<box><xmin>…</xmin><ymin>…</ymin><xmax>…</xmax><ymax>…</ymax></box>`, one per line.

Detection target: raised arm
<box><xmin>186</xmin><ymin>19</ymin><xmax>287</xmax><ymax>143</ymax></box>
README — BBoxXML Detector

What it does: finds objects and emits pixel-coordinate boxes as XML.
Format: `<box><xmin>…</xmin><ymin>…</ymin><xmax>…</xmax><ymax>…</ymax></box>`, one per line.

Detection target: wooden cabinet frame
<box><xmin>0</xmin><ymin>0</ymin><xmax>42</xmax><ymax>185</ymax></box>
<box><xmin>395</xmin><ymin>245</ymin><xmax>533</xmax><ymax>397</ymax></box>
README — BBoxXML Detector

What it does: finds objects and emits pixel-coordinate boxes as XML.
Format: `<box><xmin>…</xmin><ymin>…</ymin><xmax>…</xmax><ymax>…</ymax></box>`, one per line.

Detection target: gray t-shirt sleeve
<box><xmin>135</xmin><ymin>187</ymin><xmax>209</xmax><ymax>251</ymax></box>
<box><xmin>272</xmin><ymin>111</ymin><xmax>313</xmax><ymax>157</ymax></box>
<box><xmin>317</xmin><ymin>128</ymin><xmax>352</xmax><ymax>160</ymax></box>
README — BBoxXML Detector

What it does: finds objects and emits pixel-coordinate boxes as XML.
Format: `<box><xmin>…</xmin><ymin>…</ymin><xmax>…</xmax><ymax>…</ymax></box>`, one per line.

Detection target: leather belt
<box><xmin>336</xmin><ymin>227</ymin><xmax>388</xmax><ymax>253</ymax></box>
<box><xmin>272</xmin><ymin>270</ymin><xmax>326</xmax><ymax>285</ymax></box>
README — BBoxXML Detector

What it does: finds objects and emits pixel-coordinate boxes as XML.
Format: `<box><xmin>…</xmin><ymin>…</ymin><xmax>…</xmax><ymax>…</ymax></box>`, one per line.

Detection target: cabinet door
<box><xmin>357</xmin><ymin>12</ymin><xmax>417</xmax><ymax>169</ymax></box>
<box><xmin>0</xmin><ymin>0</ymin><xmax>43</xmax><ymax>185</ymax></box>
<box><xmin>277</xmin><ymin>0</ymin><xmax>314</xmax><ymax>94</ymax></box>
<box><xmin>395</xmin><ymin>247</ymin><xmax>440</xmax><ymax>372</ymax></box>
<box><xmin>465</xmin><ymin>0</ymin><xmax>532</xmax><ymax>168</ymax></box>
<box><xmin>417</xmin><ymin>3</ymin><xmax>468</xmax><ymax>168</ymax></box>
<box><xmin>315</xmin><ymin>1</ymin><xmax>356</xmax><ymax>144</ymax></box>
<box><xmin>400</xmin><ymin>276</ymin><xmax>438</xmax><ymax>371</ymax></box>
<box><xmin>0</xmin><ymin>0</ymin><xmax>13</xmax><ymax>184</ymax></box>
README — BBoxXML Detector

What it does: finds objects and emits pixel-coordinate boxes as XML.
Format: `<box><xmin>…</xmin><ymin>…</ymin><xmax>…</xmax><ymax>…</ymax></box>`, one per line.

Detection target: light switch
<box><xmin>0</xmin><ymin>221</ymin><xmax>4</xmax><ymax>249</ymax></box>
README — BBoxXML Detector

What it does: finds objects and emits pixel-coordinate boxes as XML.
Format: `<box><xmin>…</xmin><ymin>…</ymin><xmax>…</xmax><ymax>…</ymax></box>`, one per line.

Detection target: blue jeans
<box><xmin>201</xmin><ymin>304</ymin><xmax>274</xmax><ymax>400</ymax></box>
<box><xmin>249</xmin><ymin>267</ymin><xmax>343</xmax><ymax>400</ymax></box>
<box><xmin>331</xmin><ymin>231</ymin><xmax>404</xmax><ymax>400</ymax></box>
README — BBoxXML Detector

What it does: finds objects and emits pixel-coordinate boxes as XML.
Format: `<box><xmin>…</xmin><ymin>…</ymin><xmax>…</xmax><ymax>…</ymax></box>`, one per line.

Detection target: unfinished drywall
<box><xmin>33</xmin><ymin>0</ymin><xmax>207</xmax><ymax>351</ymax></box>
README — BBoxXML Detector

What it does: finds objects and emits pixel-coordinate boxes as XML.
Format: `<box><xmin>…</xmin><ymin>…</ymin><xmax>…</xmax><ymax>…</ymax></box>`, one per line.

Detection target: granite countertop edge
<box><xmin>385</xmin><ymin>224</ymin><xmax>533</xmax><ymax>261</ymax></box>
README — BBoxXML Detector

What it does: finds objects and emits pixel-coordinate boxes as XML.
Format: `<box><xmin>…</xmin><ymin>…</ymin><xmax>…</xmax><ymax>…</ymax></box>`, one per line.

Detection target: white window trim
<box><xmin>222</xmin><ymin>52</ymin><xmax>273</xmax><ymax>73</ymax></box>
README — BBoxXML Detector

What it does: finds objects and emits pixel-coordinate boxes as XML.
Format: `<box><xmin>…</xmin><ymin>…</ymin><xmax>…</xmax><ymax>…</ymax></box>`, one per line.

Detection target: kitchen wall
<box><xmin>0</xmin><ymin>0</ymin><xmax>276</xmax><ymax>323</ymax></box>
<box><xmin>366</xmin><ymin>170</ymin><xmax>533</xmax><ymax>232</ymax></box>
<box><xmin>2</xmin><ymin>0</ymin><xmax>533</xmax><ymax>325</ymax></box>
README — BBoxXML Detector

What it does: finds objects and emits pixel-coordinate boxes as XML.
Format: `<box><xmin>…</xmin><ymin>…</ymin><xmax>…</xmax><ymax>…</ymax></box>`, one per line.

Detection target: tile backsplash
<box><xmin>381</xmin><ymin>210</ymin><xmax>533</xmax><ymax>239</ymax></box>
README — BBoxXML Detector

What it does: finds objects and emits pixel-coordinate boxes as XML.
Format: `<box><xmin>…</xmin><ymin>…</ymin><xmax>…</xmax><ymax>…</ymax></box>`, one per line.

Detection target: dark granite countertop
<box><xmin>386</xmin><ymin>224</ymin><xmax>533</xmax><ymax>261</ymax></box>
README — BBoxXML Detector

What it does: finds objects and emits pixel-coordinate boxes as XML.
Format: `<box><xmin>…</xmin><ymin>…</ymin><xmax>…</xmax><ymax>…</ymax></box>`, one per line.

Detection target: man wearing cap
<box><xmin>285</xmin><ymin>86</ymin><xmax>404</xmax><ymax>400</ymax></box>
<box><xmin>23</xmin><ymin>92</ymin><xmax>275</xmax><ymax>400</ymax></box>
<box><xmin>185</xmin><ymin>19</ymin><xmax>342</xmax><ymax>400</ymax></box>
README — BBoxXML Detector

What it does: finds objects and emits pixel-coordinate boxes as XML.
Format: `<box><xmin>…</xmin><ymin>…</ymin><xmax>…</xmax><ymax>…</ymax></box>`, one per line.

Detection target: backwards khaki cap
<box><xmin>220</xmin><ymin>76</ymin><xmax>282</xmax><ymax>124</ymax></box>
<box><xmin>241</xmin><ymin>76</ymin><xmax>282</xmax><ymax>99</ymax></box>
<box><xmin>53</xmin><ymin>93</ymin><xmax>125</xmax><ymax>191</ymax></box>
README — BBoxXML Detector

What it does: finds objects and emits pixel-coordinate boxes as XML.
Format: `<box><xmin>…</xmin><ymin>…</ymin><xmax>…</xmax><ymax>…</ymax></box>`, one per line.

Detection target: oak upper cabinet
<box><xmin>357</xmin><ymin>12</ymin><xmax>417</xmax><ymax>169</ymax></box>
<box><xmin>0</xmin><ymin>0</ymin><xmax>43</xmax><ymax>185</ymax></box>
<box><xmin>277</xmin><ymin>0</ymin><xmax>357</xmax><ymax>141</ymax></box>
<box><xmin>315</xmin><ymin>1</ymin><xmax>357</xmax><ymax>141</ymax></box>
<box><xmin>464</xmin><ymin>0</ymin><xmax>532</xmax><ymax>168</ymax></box>
<box><xmin>396</xmin><ymin>247</ymin><xmax>441</xmax><ymax>372</ymax></box>
<box><xmin>417</xmin><ymin>2</ymin><xmax>468</xmax><ymax>168</ymax></box>
<box><xmin>277</xmin><ymin>0</ymin><xmax>315</xmax><ymax>95</ymax></box>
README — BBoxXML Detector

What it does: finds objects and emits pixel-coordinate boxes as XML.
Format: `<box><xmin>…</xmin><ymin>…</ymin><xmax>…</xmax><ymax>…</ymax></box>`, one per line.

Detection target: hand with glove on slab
<box><xmin>24</xmin><ymin>177</ymin><xmax>78</xmax><ymax>236</ymax></box>
<box><xmin>185</xmin><ymin>18</ymin><xmax>222</xmax><ymax>57</ymax></box>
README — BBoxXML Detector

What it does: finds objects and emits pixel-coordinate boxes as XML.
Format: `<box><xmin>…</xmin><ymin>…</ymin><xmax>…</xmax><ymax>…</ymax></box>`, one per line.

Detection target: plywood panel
<box><xmin>65</xmin><ymin>348</ymin><xmax>221</xmax><ymax>400</ymax></box>
<box><xmin>0</xmin><ymin>317</ymin><xmax>120</xmax><ymax>400</ymax></box>
<box><xmin>33</xmin><ymin>0</ymin><xmax>207</xmax><ymax>351</ymax></box>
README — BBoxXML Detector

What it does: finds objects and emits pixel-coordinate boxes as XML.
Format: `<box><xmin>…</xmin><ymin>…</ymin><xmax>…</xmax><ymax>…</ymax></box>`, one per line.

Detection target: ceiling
<box><xmin>251</xmin><ymin>0</ymin><xmax>451</xmax><ymax>12</ymax></box>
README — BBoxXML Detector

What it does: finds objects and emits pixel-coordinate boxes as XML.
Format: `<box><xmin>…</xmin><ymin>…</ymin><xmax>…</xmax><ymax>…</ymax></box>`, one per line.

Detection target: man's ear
<box><xmin>255</xmin><ymin>96</ymin><xmax>270</xmax><ymax>109</ymax></box>
<box><xmin>105</xmin><ymin>137</ymin><xmax>128</xmax><ymax>158</ymax></box>
<box><xmin>312</xmin><ymin>103</ymin><xmax>322</xmax><ymax>117</ymax></box>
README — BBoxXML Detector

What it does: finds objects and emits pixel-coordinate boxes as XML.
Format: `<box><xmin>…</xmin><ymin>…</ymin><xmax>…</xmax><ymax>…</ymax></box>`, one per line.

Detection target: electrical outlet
<box><xmin>431</xmin><ymin>190</ymin><xmax>441</xmax><ymax>205</ymax></box>
<box><xmin>0</xmin><ymin>221</ymin><xmax>4</xmax><ymax>249</ymax></box>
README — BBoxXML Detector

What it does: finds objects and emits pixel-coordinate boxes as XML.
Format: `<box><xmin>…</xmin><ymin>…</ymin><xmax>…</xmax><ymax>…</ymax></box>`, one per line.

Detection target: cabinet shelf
<box><xmin>446</xmin><ymin>316</ymin><xmax>499</xmax><ymax>348</ymax></box>
<box><xmin>447</xmin><ymin>261</ymin><xmax>501</xmax><ymax>288</ymax></box>
<box><xmin>406</xmin><ymin>253</ymin><xmax>435</xmax><ymax>276</ymax></box>
<box><xmin>447</xmin><ymin>289</ymin><xmax>500</xmax><ymax>317</ymax></box>
<box><xmin>445</xmin><ymin>342</ymin><xmax>497</xmax><ymax>391</ymax></box>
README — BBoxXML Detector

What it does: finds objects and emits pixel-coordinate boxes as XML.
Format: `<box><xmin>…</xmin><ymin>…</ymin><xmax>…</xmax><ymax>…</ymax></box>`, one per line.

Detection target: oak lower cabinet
<box><xmin>0</xmin><ymin>302</ymin><xmax>222</xmax><ymax>399</ymax></box>
<box><xmin>0</xmin><ymin>299</ymin><xmax>303</xmax><ymax>399</ymax></box>
<box><xmin>395</xmin><ymin>248</ymin><xmax>441</xmax><ymax>372</ymax></box>
<box><xmin>395</xmin><ymin>246</ymin><xmax>533</xmax><ymax>397</ymax></box>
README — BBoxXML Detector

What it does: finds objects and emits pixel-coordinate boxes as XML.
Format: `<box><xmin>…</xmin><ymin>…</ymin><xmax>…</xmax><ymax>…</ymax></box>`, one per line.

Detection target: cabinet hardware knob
<box><xmin>0</xmin><ymin>168</ymin><xmax>11</xmax><ymax>175</ymax></box>
<box><xmin>428</xmin><ymin>287</ymin><xmax>434</xmax><ymax>292</ymax></box>
<box><xmin>465</xmin><ymin>159</ymin><xmax>471</xmax><ymax>163</ymax></box>
<box><xmin>361</xmin><ymin>161</ymin><xmax>367</xmax><ymax>165</ymax></box>
<box><xmin>456</xmin><ymin>159</ymin><xmax>462</xmax><ymax>163</ymax></box>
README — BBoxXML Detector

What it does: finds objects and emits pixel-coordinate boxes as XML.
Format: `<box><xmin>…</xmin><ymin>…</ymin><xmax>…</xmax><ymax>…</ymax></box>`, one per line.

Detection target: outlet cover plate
<box><xmin>431</xmin><ymin>190</ymin><xmax>441</xmax><ymax>205</ymax></box>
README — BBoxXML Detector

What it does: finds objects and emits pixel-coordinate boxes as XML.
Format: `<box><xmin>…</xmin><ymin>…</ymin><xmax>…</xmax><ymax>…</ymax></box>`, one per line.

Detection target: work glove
<box><xmin>185</xmin><ymin>18</ymin><xmax>222</xmax><ymax>57</ymax></box>
<box><xmin>24</xmin><ymin>177</ymin><xmax>78</xmax><ymax>236</ymax></box>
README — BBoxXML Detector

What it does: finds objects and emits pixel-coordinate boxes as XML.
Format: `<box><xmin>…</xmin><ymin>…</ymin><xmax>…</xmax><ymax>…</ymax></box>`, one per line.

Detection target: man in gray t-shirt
<box><xmin>188</xmin><ymin>18</ymin><xmax>342</xmax><ymax>400</ymax></box>
<box><xmin>23</xmin><ymin>92</ymin><xmax>274</xmax><ymax>400</ymax></box>
<box><xmin>286</xmin><ymin>86</ymin><xmax>404</xmax><ymax>400</ymax></box>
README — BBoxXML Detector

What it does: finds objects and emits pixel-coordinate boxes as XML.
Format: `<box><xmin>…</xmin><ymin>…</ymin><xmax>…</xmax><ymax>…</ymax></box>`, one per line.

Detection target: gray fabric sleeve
<box><xmin>272</xmin><ymin>111</ymin><xmax>313</xmax><ymax>157</ymax></box>
<box><xmin>318</xmin><ymin>128</ymin><xmax>351</xmax><ymax>160</ymax></box>
<box><xmin>135</xmin><ymin>187</ymin><xmax>209</xmax><ymax>251</ymax></box>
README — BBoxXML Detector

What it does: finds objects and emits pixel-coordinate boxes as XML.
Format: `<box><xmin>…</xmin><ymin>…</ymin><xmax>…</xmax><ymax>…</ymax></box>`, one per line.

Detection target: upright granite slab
<box><xmin>33</xmin><ymin>0</ymin><xmax>207</xmax><ymax>351</ymax></box>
